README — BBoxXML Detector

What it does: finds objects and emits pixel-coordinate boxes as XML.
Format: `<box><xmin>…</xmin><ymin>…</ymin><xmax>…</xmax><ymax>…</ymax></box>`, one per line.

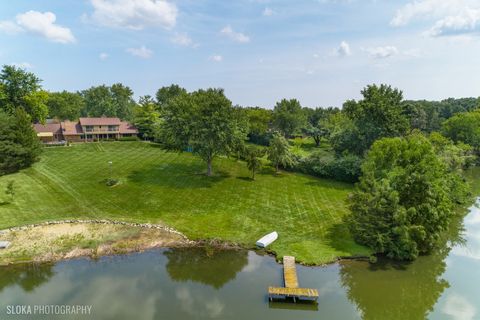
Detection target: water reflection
<box><xmin>338</xmin><ymin>201</ymin><xmax>471</xmax><ymax>320</ymax></box>
<box><xmin>0</xmin><ymin>263</ymin><xmax>54</xmax><ymax>292</ymax></box>
<box><xmin>164</xmin><ymin>247</ymin><xmax>248</xmax><ymax>289</ymax></box>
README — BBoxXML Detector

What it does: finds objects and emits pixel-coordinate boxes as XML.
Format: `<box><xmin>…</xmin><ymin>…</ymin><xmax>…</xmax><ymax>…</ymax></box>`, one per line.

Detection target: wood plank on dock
<box><xmin>283</xmin><ymin>256</ymin><xmax>299</xmax><ymax>288</ymax></box>
<box><xmin>268</xmin><ymin>287</ymin><xmax>319</xmax><ymax>299</ymax></box>
<box><xmin>267</xmin><ymin>255</ymin><xmax>319</xmax><ymax>302</ymax></box>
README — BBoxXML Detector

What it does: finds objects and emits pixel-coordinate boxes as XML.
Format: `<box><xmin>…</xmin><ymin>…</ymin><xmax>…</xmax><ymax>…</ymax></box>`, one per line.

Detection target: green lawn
<box><xmin>0</xmin><ymin>141</ymin><xmax>370</xmax><ymax>264</ymax></box>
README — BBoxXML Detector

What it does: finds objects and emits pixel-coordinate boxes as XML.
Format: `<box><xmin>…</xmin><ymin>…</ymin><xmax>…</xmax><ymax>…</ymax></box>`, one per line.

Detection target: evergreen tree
<box><xmin>0</xmin><ymin>109</ymin><xmax>41</xmax><ymax>175</ymax></box>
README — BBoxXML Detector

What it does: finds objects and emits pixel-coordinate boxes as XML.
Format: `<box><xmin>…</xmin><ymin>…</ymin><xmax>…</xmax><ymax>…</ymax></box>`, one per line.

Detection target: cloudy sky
<box><xmin>1</xmin><ymin>0</ymin><xmax>480</xmax><ymax>108</ymax></box>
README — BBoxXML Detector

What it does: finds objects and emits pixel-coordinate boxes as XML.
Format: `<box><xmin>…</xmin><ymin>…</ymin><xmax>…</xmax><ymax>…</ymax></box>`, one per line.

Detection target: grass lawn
<box><xmin>0</xmin><ymin>141</ymin><xmax>370</xmax><ymax>264</ymax></box>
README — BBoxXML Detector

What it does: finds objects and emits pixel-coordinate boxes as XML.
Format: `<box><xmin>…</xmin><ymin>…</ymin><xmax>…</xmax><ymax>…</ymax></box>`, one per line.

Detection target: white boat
<box><xmin>256</xmin><ymin>231</ymin><xmax>278</xmax><ymax>248</ymax></box>
<box><xmin>0</xmin><ymin>241</ymin><xmax>10</xmax><ymax>249</ymax></box>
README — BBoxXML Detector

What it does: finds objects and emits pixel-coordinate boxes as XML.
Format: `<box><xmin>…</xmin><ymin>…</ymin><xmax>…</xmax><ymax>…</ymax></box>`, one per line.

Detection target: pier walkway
<box><xmin>268</xmin><ymin>256</ymin><xmax>319</xmax><ymax>302</ymax></box>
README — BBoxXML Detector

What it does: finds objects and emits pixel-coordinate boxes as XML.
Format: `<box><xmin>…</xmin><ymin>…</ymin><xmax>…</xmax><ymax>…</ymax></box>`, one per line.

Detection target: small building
<box><xmin>33</xmin><ymin>117</ymin><xmax>138</xmax><ymax>143</ymax></box>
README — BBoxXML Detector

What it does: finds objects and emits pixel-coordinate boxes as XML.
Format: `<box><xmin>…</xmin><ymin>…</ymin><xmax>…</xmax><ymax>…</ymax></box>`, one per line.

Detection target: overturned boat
<box><xmin>256</xmin><ymin>231</ymin><xmax>278</xmax><ymax>248</ymax></box>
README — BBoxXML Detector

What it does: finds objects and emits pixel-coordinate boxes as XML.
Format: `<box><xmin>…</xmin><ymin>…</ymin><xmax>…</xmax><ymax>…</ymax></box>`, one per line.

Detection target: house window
<box><xmin>108</xmin><ymin>125</ymin><xmax>118</xmax><ymax>132</ymax></box>
<box><xmin>86</xmin><ymin>126</ymin><xmax>94</xmax><ymax>132</ymax></box>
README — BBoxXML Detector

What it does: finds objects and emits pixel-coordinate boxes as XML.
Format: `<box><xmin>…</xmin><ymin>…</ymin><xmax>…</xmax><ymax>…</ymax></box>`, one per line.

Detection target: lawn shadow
<box><xmin>0</xmin><ymin>200</ymin><xmax>10</xmax><ymax>206</ymax></box>
<box><xmin>128</xmin><ymin>162</ymin><xmax>230</xmax><ymax>189</ymax></box>
<box><xmin>237</xmin><ymin>176</ymin><xmax>254</xmax><ymax>182</ymax></box>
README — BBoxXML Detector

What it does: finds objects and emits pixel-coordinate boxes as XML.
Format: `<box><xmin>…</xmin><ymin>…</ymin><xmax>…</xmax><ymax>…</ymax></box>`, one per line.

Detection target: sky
<box><xmin>1</xmin><ymin>0</ymin><xmax>480</xmax><ymax>108</ymax></box>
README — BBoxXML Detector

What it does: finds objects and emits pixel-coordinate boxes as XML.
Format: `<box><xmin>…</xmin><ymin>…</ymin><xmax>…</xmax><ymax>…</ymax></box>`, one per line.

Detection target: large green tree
<box><xmin>442</xmin><ymin>110</ymin><xmax>480</xmax><ymax>152</ymax></box>
<box><xmin>341</xmin><ymin>84</ymin><xmax>410</xmax><ymax>155</ymax></box>
<box><xmin>272</xmin><ymin>98</ymin><xmax>306</xmax><ymax>137</ymax></box>
<box><xmin>0</xmin><ymin>109</ymin><xmax>41</xmax><ymax>175</ymax></box>
<box><xmin>156</xmin><ymin>88</ymin><xmax>248</xmax><ymax>176</ymax></box>
<box><xmin>81</xmin><ymin>83</ymin><xmax>135</xmax><ymax>120</ymax></box>
<box><xmin>348</xmin><ymin>133</ymin><xmax>468</xmax><ymax>260</ymax></box>
<box><xmin>303</xmin><ymin>107</ymin><xmax>338</xmax><ymax>147</ymax></box>
<box><xmin>156</xmin><ymin>84</ymin><xmax>187</xmax><ymax>111</ymax></box>
<box><xmin>0</xmin><ymin>65</ymin><xmax>48</xmax><ymax>123</ymax></box>
<box><xmin>47</xmin><ymin>91</ymin><xmax>85</xmax><ymax>120</ymax></box>
<box><xmin>244</xmin><ymin>107</ymin><xmax>272</xmax><ymax>145</ymax></box>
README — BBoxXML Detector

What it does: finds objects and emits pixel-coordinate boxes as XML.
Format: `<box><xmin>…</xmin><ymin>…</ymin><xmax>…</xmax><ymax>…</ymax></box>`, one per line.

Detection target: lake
<box><xmin>0</xmin><ymin>199</ymin><xmax>479</xmax><ymax>319</ymax></box>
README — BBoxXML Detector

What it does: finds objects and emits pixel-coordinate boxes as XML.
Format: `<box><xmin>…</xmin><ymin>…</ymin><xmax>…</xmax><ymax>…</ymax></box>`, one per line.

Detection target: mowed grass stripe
<box><xmin>0</xmin><ymin>141</ymin><xmax>370</xmax><ymax>264</ymax></box>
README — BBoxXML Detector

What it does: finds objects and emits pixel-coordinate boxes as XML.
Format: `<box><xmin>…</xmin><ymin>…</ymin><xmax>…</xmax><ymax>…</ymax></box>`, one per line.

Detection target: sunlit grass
<box><xmin>0</xmin><ymin>141</ymin><xmax>370</xmax><ymax>264</ymax></box>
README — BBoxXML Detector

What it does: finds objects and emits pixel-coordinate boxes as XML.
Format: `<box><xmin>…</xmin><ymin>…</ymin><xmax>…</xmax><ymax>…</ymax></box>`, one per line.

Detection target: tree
<box><xmin>133</xmin><ymin>96</ymin><xmax>160</xmax><ymax>140</ymax></box>
<box><xmin>348</xmin><ymin>133</ymin><xmax>468</xmax><ymax>260</ymax></box>
<box><xmin>324</xmin><ymin>112</ymin><xmax>364</xmax><ymax>155</ymax></box>
<box><xmin>272</xmin><ymin>98</ymin><xmax>306</xmax><ymax>137</ymax></box>
<box><xmin>156</xmin><ymin>84</ymin><xmax>187</xmax><ymax>111</ymax></box>
<box><xmin>245</xmin><ymin>147</ymin><xmax>264</xmax><ymax>180</ymax></box>
<box><xmin>341</xmin><ymin>84</ymin><xmax>410</xmax><ymax>155</ymax></box>
<box><xmin>47</xmin><ymin>91</ymin><xmax>85</xmax><ymax>120</ymax></box>
<box><xmin>267</xmin><ymin>132</ymin><xmax>296</xmax><ymax>173</ymax></box>
<box><xmin>302</xmin><ymin>107</ymin><xmax>338</xmax><ymax>147</ymax></box>
<box><xmin>0</xmin><ymin>109</ymin><xmax>42</xmax><ymax>175</ymax></box>
<box><xmin>156</xmin><ymin>88</ymin><xmax>248</xmax><ymax>176</ymax></box>
<box><xmin>442</xmin><ymin>110</ymin><xmax>480</xmax><ymax>153</ymax></box>
<box><xmin>5</xmin><ymin>181</ymin><xmax>15</xmax><ymax>201</ymax></box>
<box><xmin>81</xmin><ymin>83</ymin><xmax>135</xmax><ymax>120</ymax></box>
<box><xmin>0</xmin><ymin>65</ymin><xmax>48</xmax><ymax>123</ymax></box>
<box><xmin>110</xmin><ymin>83</ymin><xmax>136</xmax><ymax>120</ymax></box>
<box><xmin>244</xmin><ymin>107</ymin><xmax>272</xmax><ymax>145</ymax></box>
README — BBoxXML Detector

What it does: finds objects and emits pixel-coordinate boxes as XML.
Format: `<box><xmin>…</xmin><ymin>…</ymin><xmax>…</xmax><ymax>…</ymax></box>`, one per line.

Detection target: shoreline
<box><xmin>0</xmin><ymin>219</ymin><xmax>368</xmax><ymax>267</ymax></box>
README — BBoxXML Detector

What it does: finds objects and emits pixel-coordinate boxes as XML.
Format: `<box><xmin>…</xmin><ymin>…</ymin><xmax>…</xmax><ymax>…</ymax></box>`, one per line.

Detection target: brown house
<box><xmin>34</xmin><ymin>117</ymin><xmax>138</xmax><ymax>143</ymax></box>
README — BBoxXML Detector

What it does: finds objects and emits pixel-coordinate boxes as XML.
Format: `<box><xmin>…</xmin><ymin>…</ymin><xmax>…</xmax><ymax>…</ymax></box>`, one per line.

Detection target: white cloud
<box><xmin>210</xmin><ymin>55</ymin><xmax>223</xmax><ymax>62</ymax></box>
<box><xmin>220</xmin><ymin>25</ymin><xmax>250</xmax><ymax>43</ymax></box>
<box><xmin>0</xmin><ymin>20</ymin><xmax>23</xmax><ymax>35</ymax></box>
<box><xmin>263</xmin><ymin>7</ymin><xmax>274</xmax><ymax>16</ymax></box>
<box><xmin>442</xmin><ymin>293</ymin><xmax>477</xmax><ymax>320</ymax></box>
<box><xmin>16</xmin><ymin>11</ymin><xmax>76</xmax><ymax>44</ymax></box>
<box><xmin>391</xmin><ymin>0</ymin><xmax>459</xmax><ymax>26</ymax></box>
<box><xmin>364</xmin><ymin>46</ymin><xmax>399</xmax><ymax>59</ymax></box>
<box><xmin>171</xmin><ymin>32</ymin><xmax>193</xmax><ymax>46</ymax></box>
<box><xmin>425</xmin><ymin>8</ymin><xmax>480</xmax><ymax>36</ymax></box>
<box><xmin>126</xmin><ymin>46</ymin><xmax>153</xmax><ymax>59</ymax></box>
<box><xmin>87</xmin><ymin>0</ymin><xmax>177</xmax><ymax>30</ymax></box>
<box><xmin>99</xmin><ymin>52</ymin><xmax>109</xmax><ymax>60</ymax></box>
<box><xmin>334</xmin><ymin>40</ymin><xmax>352</xmax><ymax>57</ymax></box>
<box><xmin>0</xmin><ymin>11</ymin><xmax>75</xmax><ymax>43</ymax></box>
<box><xmin>391</xmin><ymin>0</ymin><xmax>480</xmax><ymax>37</ymax></box>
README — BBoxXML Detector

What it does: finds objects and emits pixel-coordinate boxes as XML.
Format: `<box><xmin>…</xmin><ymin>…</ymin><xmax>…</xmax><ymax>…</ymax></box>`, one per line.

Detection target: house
<box><xmin>33</xmin><ymin>117</ymin><xmax>138</xmax><ymax>143</ymax></box>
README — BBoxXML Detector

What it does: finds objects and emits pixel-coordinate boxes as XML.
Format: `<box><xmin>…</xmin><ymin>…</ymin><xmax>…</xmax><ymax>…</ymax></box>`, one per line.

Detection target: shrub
<box><xmin>296</xmin><ymin>152</ymin><xmax>362</xmax><ymax>183</ymax></box>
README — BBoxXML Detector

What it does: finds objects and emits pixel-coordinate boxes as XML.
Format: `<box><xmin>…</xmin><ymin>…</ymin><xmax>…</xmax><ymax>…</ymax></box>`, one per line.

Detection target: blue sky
<box><xmin>1</xmin><ymin>0</ymin><xmax>480</xmax><ymax>108</ymax></box>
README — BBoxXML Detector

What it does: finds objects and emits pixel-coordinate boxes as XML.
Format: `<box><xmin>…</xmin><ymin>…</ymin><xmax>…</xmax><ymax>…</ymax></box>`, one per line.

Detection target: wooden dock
<box><xmin>268</xmin><ymin>256</ymin><xmax>319</xmax><ymax>302</ymax></box>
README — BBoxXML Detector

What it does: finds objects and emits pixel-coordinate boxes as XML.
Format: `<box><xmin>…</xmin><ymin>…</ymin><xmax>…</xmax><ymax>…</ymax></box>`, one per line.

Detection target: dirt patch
<box><xmin>0</xmin><ymin>223</ymin><xmax>189</xmax><ymax>265</ymax></box>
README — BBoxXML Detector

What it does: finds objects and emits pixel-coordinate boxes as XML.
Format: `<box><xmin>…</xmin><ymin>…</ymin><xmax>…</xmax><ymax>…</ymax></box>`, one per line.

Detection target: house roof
<box><xmin>119</xmin><ymin>122</ymin><xmax>138</xmax><ymax>134</ymax></box>
<box><xmin>33</xmin><ymin>123</ymin><xmax>62</xmax><ymax>134</ymax></box>
<box><xmin>33</xmin><ymin>118</ymin><xmax>138</xmax><ymax>136</ymax></box>
<box><xmin>79</xmin><ymin>117</ymin><xmax>121</xmax><ymax>126</ymax></box>
<box><xmin>61</xmin><ymin>120</ymin><xmax>83</xmax><ymax>135</ymax></box>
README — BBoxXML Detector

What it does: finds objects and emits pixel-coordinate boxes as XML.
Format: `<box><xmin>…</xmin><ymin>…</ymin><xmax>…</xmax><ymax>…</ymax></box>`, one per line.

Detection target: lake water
<box><xmin>0</xmin><ymin>200</ymin><xmax>479</xmax><ymax>319</ymax></box>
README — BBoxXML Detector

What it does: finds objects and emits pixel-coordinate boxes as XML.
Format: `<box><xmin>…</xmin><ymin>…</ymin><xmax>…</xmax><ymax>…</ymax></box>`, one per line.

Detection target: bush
<box><xmin>296</xmin><ymin>152</ymin><xmax>362</xmax><ymax>183</ymax></box>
